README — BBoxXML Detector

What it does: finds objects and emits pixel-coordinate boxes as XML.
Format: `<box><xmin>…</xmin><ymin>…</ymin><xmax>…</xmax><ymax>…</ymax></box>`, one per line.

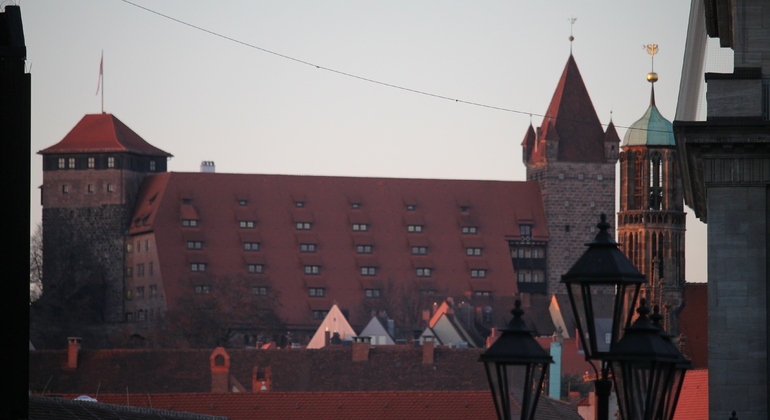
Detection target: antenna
<box><xmin>568</xmin><ymin>17</ymin><xmax>577</xmax><ymax>54</ymax></box>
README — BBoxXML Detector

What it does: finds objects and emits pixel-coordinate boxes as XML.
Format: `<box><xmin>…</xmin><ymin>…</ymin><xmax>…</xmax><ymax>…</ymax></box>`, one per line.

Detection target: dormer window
<box><xmin>149</xmin><ymin>160</ymin><xmax>156</xmax><ymax>171</ymax></box>
<box><xmin>58</xmin><ymin>158</ymin><xmax>65</xmax><ymax>169</ymax></box>
<box><xmin>361</xmin><ymin>267</ymin><xmax>377</xmax><ymax>276</ymax></box>
<box><xmin>352</xmin><ymin>223</ymin><xmax>368</xmax><ymax>232</ymax></box>
<box><xmin>466</xmin><ymin>247</ymin><xmax>482</xmax><ymax>256</ymax></box>
<box><xmin>300</xmin><ymin>243</ymin><xmax>317</xmax><ymax>253</ymax></box>
<box><xmin>68</xmin><ymin>158</ymin><xmax>75</xmax><ymax>169</ymax></box>
<box><xmin>406</xmin><ymin>204</ymin><xmax>416</xmax><ymax>211</ymax></box>
<box><xmin>304</xmin><ymin>265</ymin><xmax>320</xmax><ymax>275</ymax></box>
<box><xmin>460</xmin><ymin>206</ymin><xmax>470</xmax><ymax>213</ymax></box>
<box><xmin>239</xmin><ymin>200</ymin><xmax>248</xmax><ymax>206</ymax></box>
<box><xmin>407</xmin><ymin>225</ymin><xmax>423</xmax><ymax>233</ymax></box>
<box><xmin>351</xmin><ymin>203</ymin><xmax>361</xmax><ymax>209</ymax></box>
<box><xmin>416</xmin><ymin>267</ymin><xmax>432</xmax><ymax>277</ymax></box>
<box><xmin>108</xmin><ymin>157</ymin><xmax>115</xmax><ymax>168</ymax></box>
<box><xmin>296</xmin><ymin>222</ymin><xmax>312</xmax><ymax>230</ymax></box>
<box><xmin>356</xmin><ymin>245</ymin><xmax>373</xmax><ymax>254</ymax></box>
<box><xmin>295</xmin><ymin>201</ymin><xmax>305</xmax><ymax>208</ymax></box>
<box><xmin>471</xmin><ymin>269</ymin><xmax>487</xmax><ymax>278</ymax></box>
<box><xmin>239</xmin><ymin>220</ymin><xmax>256</xmax><ymax>229</ymax></box>
<box><xmin>187</xmin><ymin>241</ymin><xmax>203</xmax><ymax>250</ymax></box>
<box><xmin>182</xmin><ymin>219</ymin><xmax>199</xmax><ymax>227</ymax></box>
<box><xmin>520</xmin><ymin>225</ymin><xmax>532</xmax><ymax>240</ymax></box>
<box><xmin>461</xmin><ymin>226</ymin><xmax>478</xmax><ymax>234</ymax></box>
<box><xmin>411</xmin><ymin>246</ymin><xmax>427</xmax><ymax>255</ymax></box>
<box><xmin>247</xmin><ymin>264</ymin><xmax>264</xmax><ymax>274</ymax></box>
<box><xmin>88</xmin><ymin>157</ymin><xmax>95</xmax><ymax>168</ymax></box>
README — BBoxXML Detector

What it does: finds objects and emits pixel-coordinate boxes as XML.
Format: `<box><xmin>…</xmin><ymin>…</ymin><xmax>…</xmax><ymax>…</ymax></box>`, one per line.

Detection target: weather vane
<box><xmin>644</xmin><ymin>44</ymin><xmax>659</xmax><ymax>83</ymax></box>
<box><xmin>569</xmin><ymin>17</ymin><xmax>577</xmax><ymax>53</ymax></box>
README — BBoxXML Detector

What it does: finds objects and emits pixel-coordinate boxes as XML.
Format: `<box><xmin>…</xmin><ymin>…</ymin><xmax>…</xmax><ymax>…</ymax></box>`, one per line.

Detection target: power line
<box><xmin>117</xmin><ymin>0</ymin><xmax>668</xmax><ymax>134</ymax></box>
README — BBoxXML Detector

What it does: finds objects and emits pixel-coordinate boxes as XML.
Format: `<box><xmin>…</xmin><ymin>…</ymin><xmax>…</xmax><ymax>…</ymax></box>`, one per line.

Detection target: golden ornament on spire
<box><xmin>644</xmin><ymin>43</ymin><xmax>659</xmax><ymax>84</ymax></box>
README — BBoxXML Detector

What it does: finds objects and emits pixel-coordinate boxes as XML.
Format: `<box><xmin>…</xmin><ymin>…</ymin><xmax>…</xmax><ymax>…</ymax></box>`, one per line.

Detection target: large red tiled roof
<box><xmin>38</xmin><ymin>113</ymin><xmax>171</xmax><ymax>156</ymax></box>
<box><xmin>129</xmin><ymin>172</ymin><xmax>547</xmax><ymax>329</ymax></box>
<box><xmin>679</xmin><ymin>283</ymin><xmax>707</xmax><ymax>368</ymax></box>
<box><xmin>529</xmin><ymin>55</ymin><xmax>606</xmax><ymax>163</ymax></box>
<box><xmin>673</xmin><ymin>369</ymin><xmax>708</xmax><ymax>420</ymax></box>
<box><xmin>52</xmin><ymin>391</ymin><xmax>583</xmax><ymax>420</ymax></box>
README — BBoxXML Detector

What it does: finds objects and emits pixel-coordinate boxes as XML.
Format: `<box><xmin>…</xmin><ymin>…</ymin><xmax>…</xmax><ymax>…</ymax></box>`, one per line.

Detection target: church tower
<box><xmin>617</xmin><ymin>52</ymin><xmax>685</xmax><ymax>334</ymax></box>
<box><xmin>38</xmin><ymin>114</ymin><xmax>171</xmax><ymax>325</ymax></box>
<box><xmin>522</xmin><ymin>54</ymin><xmax>620</xmax><ymax>295</ymax></box>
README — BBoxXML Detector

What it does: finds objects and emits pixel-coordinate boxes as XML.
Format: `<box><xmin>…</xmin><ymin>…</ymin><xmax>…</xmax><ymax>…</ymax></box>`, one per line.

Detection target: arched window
<box><xmin>649</xmin><ymin>153</ymin><xmax>663</xmax><ymax>210</ymax></box>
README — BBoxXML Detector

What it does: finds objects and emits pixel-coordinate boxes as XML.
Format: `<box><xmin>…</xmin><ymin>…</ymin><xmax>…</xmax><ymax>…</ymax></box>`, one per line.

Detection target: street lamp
<box><xmin>607</xmin><ymin>301</ymin><xmax>682</xmax><ymax>420</ymax></box>
<box><xmin>650</xmin><ymin>306</ymin><xmax>692</xmax><ymax>420</ymax></box>
<box><xmin>561</xmin><ymin>214</ymin><xmax>646</xmax><ymax>420</ymax></box>
<box><xmin>479</xmin><ymin>300</ymin><xmax>554</xmax><ymax>420</ymax></box>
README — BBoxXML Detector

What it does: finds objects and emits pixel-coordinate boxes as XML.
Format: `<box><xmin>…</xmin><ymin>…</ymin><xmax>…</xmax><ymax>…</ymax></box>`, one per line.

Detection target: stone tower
<box><xmin>522</xmin><ymin>54</ymin><xmax>620</xmax><ymax>295</ymax></box>
<box><xmin>38</xmin><ymin>114</ymin><xmax>171</xmax><ymax>324</ymax></box>
<box><xmin>617</xmin><ymin>73</ymin><xmax>685</xmax><ymax>335</ymax></box>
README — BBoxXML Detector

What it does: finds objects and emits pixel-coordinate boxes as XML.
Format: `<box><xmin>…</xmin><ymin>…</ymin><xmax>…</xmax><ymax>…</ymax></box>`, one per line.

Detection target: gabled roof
<box><xmin>678</xmin><ymin>283</ymin><xmax>708</xmax><ymax>368</ymax></box>
<box><xmin>535</xmin><ymin>55</ymin><xmax>606</xmax><ymax>163</ymax></box>
<box><xmin>360</xmin><ymin>316</ymin><xmax>396</xmax><ymax>345</ymax></box>
<box><xmin>604</xmin><ymin>120</ymin><xmax>621</xmax><ymax>145</ymax></box>
<box><xmin>307</xmin><ymin>304</ymin><xmax>357</xmax><ymax>349</ymax></box>
<box><xmin>39</xmin><ymin>113</ymin><xmax>172</xmax><ymax>156</ymax></box>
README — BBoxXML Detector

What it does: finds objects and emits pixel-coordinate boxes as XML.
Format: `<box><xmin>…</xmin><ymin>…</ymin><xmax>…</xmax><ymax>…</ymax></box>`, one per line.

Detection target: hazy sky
<box><xmin>22</xmin><ymin>0</ymin><xmax>709</xmax><ymax>282</ymax></box>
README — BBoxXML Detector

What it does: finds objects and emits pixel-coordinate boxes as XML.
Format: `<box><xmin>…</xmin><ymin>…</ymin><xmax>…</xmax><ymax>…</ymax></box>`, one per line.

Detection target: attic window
<box><xmin>190</xmin><ymin>263</ymin><xmax>207</xmax><ymax>272</ymax></box>
<box><xmin>420</xmin><ymin>290</ymin><xmax>435</xmax><ymax>297</ymax></box>
<box><xmin>411</xmin><ymin>246</ymin><xmax>427</xmax><ymax>255</ymax></box>
<box><xmin>312</xmin><ymin>310</ymin><xmax>328</xmax><ymax>320</ymax></box>
<box><xmin>149</xmin><ymin>160</ymin><xmax>156</xmax><ymax>171</ymax></box>
<box><xmin>352</xmin><ymin>223</ymin><xmax>368</xmax><ymax>232</ymax></box>
<box><xmin>239</xmin><ymin>200</ymin><xmax>248</xmax><ymax>206</ymax></box>
<box><xmin>471</xmin><ymin>269</ymin><xmax>487</xmax><ymax>278</ymax></box>
<box><xmin>247</xmin><ymin>264</ymin><xmax>264</xmax><ymax>274</ymax></box>
<box><xmin>300</xmin><ymin>243</ymin><xmax>317</xmax><ymax>253</ymax></box>
<box><xmin>365</xmin><ymin>289</ymin><xmax>381</xmax><ymax>298</ymax></box>
<box><xmin>461</xmin><ymin>226</ymin><xmax>478</xmax><ymax>235</ymax></box>
<box><xmin>88</xmin><ymin>157</ymin><xmax>95</xmax><ymax>168</ymax></box>
<box><xmin>296</xmin><ymin>222</ymin><xmax>312</xmax><ymax>230</ymax></box>
<box><xmin>460</xmin><ymin>206</ymin><xmax>470</xmax><ymax>213</ymax></box>
<box><xmin>356</xmin><ymin>245</ymin><xmax>372</xmax><ymax>254</ymax></box>
<box><xmin>187</xmin><ymin>241</ymin><xmax>203</xmax><ymax>250</ymax></box>
<box><xmin>243</xmin><ymin>242</ymin><xmax>261</xmax><ymax>251</ymax></box>
<box><xmin>407</xmin><ymin>225</ymin><xmax>423</xmax><ymax>233</ymax></box>
<box><xmin>466</xmin><ymin>247</ymin><xmax>482</xmax><ymax>256</ymax></box>
<box><xmin>475</xmin><ymin>291</ymin><xmax>492</xmax><ymax>297</ymax></box>
<box><xmin>182</xmin><ymin>219</ymin><xmax>198</xmax><ymax>227</ymax></box>
<box><xmin>195</xmin><ymin>285</ymin><xmax>210</xmax><ymax>295</ymax></box>
<box><xmin>416</xmin><ymin>268</ymin><xmax>432</xmax><ymax>277</ymax></box>
<box><xmin>295</xmin><ymin>201</ymin><xmax>305</xmax><ymax>208</ymax></box>
<box><xmin>252</xmin><ymin>286</ymin><xmax>268</xmax><ymax>296</ymax></box>
<box><xmin>108</xmin><ymin>157</ymin><xmax>115</xmax><ymax>168</ymax></box>
<box><xmin>239</xmin><ymin>220</ymin><xmax>256</xmax><ymax>229</ymax></box>
<box><xmin>360</xmin><ymin>266</ymin><xmax>377</xmax><ymax>276</ymax></box>
<box><xmin>68</xmin><ymin>158</ymin><xmax>75</xmax><ymax>169</ymax></box>
<box><xmin>58</xmin><ymin>158</ymin><xmax>65</xmax><ymax>169</ymax></box>
<box><xmin>351</xmin><ymin>203</ymin><xmax>361</xmax><ymax>209</ymax></box>
<box><xmin>308</xmin><ymin>287</ymin><xmax>325</xmax><ymax>297</ymax></box>
<box><xmin>304</xmin><ymin>265</ymin><xmax>320</xmax><ymax>275</ymax></box>
<box><xmin>406</xmin><ymin>204</ymin><xmax>416</xmax><ymax>211</ymax></box>
<box><xmin>520</xmin><ymin>224</ymin><xmax>532</xmax><ymax>240</ymax></box>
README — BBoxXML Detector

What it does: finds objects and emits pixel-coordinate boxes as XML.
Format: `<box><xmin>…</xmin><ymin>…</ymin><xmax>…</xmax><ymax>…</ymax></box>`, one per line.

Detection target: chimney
<box><xmin>352</xmin><ymin>336</ymin><xmax>371</xmax><ymax>362</ymax></box>
<box><xmin>66</xmin><ymin>337</ymin><xmax>81</xmax><ymax>369</ymax></box>
<box><xmin>422</xmin><ymin>335</ymin><xmax>435</xmax><ymax>364</ymax></box>
<box><xmin>210</xmin><ymin>347</ymin><xmax>231</xmax><ymax>393</ymax></box>
<box><xmin>200</xmin><ymin>161</ymin><xmax>216</xmax><ymax>173</ymax></box>
<box><xmin>324</xmin><ymin>329</ymin><xmax>331</xmax><ymax>348</ymax></box>
<box><xmin>252</xmin><ymin>366</ymin><xmax>272</xmax><ymax>392</ymax></box>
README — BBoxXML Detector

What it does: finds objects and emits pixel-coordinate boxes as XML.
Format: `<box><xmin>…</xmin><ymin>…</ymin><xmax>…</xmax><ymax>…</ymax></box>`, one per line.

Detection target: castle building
<box><xmin>617</xmin><ymin>71</ymin><xmax>686</xmax><ymax>335</ymax></box>
<box><xmin>522</xmin><ymin>54</ymin><xmax>620</xmax><ymax>294</ymax></box>
<box><xmin>36</xmin><ymin>114</ymin><xmax>549</xmax><ymax>346</ymax></box>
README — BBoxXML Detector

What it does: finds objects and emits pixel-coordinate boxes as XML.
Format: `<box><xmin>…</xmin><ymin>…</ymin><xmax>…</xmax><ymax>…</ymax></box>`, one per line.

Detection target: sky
<box><xmin>21</xmin><ymin>0</ymin><xmax>709</xmax><ymax>282</ymax></box>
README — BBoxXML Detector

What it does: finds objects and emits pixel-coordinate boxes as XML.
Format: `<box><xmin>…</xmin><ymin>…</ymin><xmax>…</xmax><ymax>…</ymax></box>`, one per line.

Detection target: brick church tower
<box><xmin>617</xmin><ymin>70</ymin><xmax>685</xmax><ymax>335</ymax></box>
<box><xmin>522</xmin><ymin>54</ymin><xmax>620</xmax><ymax>294</ymax></box>
<box><xmin>38</xmin><ymin>114</ymin><xmax>171</xmax><ymax>324</ymax></box>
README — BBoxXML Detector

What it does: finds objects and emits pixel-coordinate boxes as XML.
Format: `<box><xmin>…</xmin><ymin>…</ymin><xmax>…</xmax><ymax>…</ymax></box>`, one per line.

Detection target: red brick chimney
<box><xmin>210</xmin><ymin>347</ymin><xmax>230</xmax><ymax>393</ymax></box>
<box><xmin>352</xmin><ymin>336</ymin><xmax>371</xmax><ymax>362</ymax></box>
<box><xmin>324</xmin><ymin>329</ymin><xmax>331</xmax><ymax>348</ymax></box>
<box><xmin>422</xmin><ymin>335</ymin><xmax>435</xmax><ymax>364</ymax></box>
<box><xmin>66</xmin><ymin>337</ymin><xmax>81</xmax><ymax>369</ymax></box>
<box><xmin>252</xmin><ymin>366</ymin><xmax>272</xmax><ymax>392</ymax></box>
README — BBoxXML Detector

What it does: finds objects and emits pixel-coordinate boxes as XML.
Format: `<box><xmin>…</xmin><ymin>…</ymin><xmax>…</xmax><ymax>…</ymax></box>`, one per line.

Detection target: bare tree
<box><xmin>29</xmin><ymin>223</ymin><xmax>43</xmax><ymax>302</ymax></box>
<box><xmin>161</xmin><ymin>275</ymin><xmax>285</xmax><ymax>348</ymax></box>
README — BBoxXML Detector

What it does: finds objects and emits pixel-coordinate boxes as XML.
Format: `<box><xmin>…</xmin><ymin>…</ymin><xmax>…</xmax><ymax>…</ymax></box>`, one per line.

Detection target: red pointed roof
<box><xmin>39</xmin><ymin>114</ymin><xmax>172</xmax><ymax>157</ymax></box>
<box><xmin>604</xmin><ymin>121</ymin><xmax>621</xmax><ymax>145</ymax></box>
<box><xmin>538</xmin><ymin>55</ymin><xmax>605</xmax><ymax>162</ymax></box>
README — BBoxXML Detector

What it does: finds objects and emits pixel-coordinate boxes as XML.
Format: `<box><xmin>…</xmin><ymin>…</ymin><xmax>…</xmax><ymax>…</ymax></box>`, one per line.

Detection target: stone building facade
<box><xmin>522</xmin><ymin>54</ymin><xmax>620</xmax><ymax>294</ymax></box>
<box><xmin>674</xmin><ymin>0</ymin><xmax>770</xmax><ymax>418</ymax></box>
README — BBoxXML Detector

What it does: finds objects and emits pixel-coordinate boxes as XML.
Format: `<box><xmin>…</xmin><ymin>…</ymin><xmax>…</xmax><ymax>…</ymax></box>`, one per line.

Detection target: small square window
<box><xmin>300</xmin><ymin>243</ymin><xmax>317</xmax><ymax>253</ymax></box>
<box><xmin>126</xmin><ymin>290</ymin><xmax>133</xmax><ymax>300</ymax></box>
<box><xmin>564</xmin><ymin>201</ymin><xmax>569</xmax><ymax>207</ymax></box>
<box><xmin>126</xmin><ymin>243</ymin><xmax>133</xmax><ymax>253</ymax></box>
<box><xmin>597</xmin><ymin>174</ymin><xmax>603</xmax><ymax>180</ymax></box>
<box><xmin>239</xmin><ymin>200</ymin><xmax>248</xmax><ymax>206</ymax></box>
<box><xmin>466</xmin><ymin>247</ymin><xmax>482</xmax><ymax>256</ymax></box>
<box><xmin>244</xmin><ymin>242</ymin><xmax>261</xmax><ymax>251</ymax></box>
<box><xmin>239</xmin><ymin>220</ymin><xmax>256</xmax><ymax>229</ymax></box>
<box><xmin>187</xmin><ymin>241</ymin><xmax>203</xmax><ymax>250</ymax></box>
<box><xmin>416</xmin><ymin>267</ymin><xmax>432</xmax><ymax>277</ymax></box>
<box><xmin>474</xmin><ymin>291</ymin><xmax>491</xmax><ymax>297</ymax></box>
<box><xmin>296</xmin><ymin>222</ymin><xmax>312</xmax><ymax>230</ymax></box>
<box><xmin>312</xmin><ymin>310</ymin><xmax>328</xmax><ymax>319</ymax></box>
<box><xmin>578</xmin><ymin>173</ymin><xmax>584</xmax><ymax>180</ymax></box>
<box><xmin>407</xmin><ymin>225</ymin><xmax>423</xmax><ymax>233</ymax></box>
<box><xmin>191</xmin><ymin>263</ymin><xmax>207</xmax><ymax>272</ymax></box>
<box><xmin>365</xmin><ymin>289</ymin><xmax>381</xmax><ymax>298</ymax></box>
<box><xmin>62</xmin><ymin>185</ymin><xmax>69</xmax><ymax>194</ymax></box>
<box><xmin>351</xmin><ymin>203</ymin><xmax>361</xmax><ymax>209</ymax></box>
<box><xmin>88</xmin><ymin>157</ymin><xmax>95</xmax><ymax>168</ymax></box>
<box><xmin>248</xmin><ymin>264</ymin><xmax>264</xmax><ymax>273</ymax></box>
<box><xmin>68</xmin><ymin>158</ymin><xmax>75</xmax><ymax>169</ymax></box>
<box><xmin>558</xmin><ymin>173</ymin><xmax>564</xmax><ymax>180</ymax></box>
<box><xmin>308</xmin><ymin>287</ymin><xmax>325</xmax><ymax>297</ymax></box>
<box><xmin>352</xmin><ymin>223</ymin><xmax>368</xmax><ymax>232</ymax></box>
<box><xmin>58</xmin><ymin>158</ymin><xmax>65</xmax><ymax>169</ymax></box>
<box><xmin>471</xmin><ymin>269</ymin><xmax>487</xmax><ymax>278</ymax></box>
<box><xmin>87</xmin><ymin>184</ymin><xmax>94</xmax><ymax>193</ymax></box>
<box><xmin>304</xmin><ymin>265</ymin><xmax>320</xmax><ymax>275</ymax></box>
<box><xmin>459</xmin><ymin>206</ymin><xmax>470</xmax><ymax>213</ymax></box>
<box><xmin>590</xmin><ymin>201</ymin><xmax>596</xmax><ymax>208</ymax></box>
<box><xmin>107</xmin><ymin>157</ymin><xmax>115</xmax><ymax>168</ymax></box>
<box><xmin>126</xmin><ymin>267</ymin><xmax>133</xmax><ymax>277</ymax></box>
<box><xmin>107</xmin><ymin>184</ymin><xmax>114</xmax><ymax>192</ymax></box>
<box><xmin>411</xmin><ymin>246</ymin><xmax>428</xmax><ymax>255</ymax></box>
<box><xmin>461</xmin><ymin>226</ymin><xmax>478</xmax><ymax>234</ymax></box>
<box><xmin>252</xmin><ymin>286</ymin><xmax>268</xmax><ymax>296</ymax></box>
<box><xmin>149</xmin><ymin>285</ymin><xmax>158</xmax><ymax>297</ymax></box>
<box><xmin>295</xmin><ymin>201</ymin><xmax>305</xmax><ymax>208</ymax></box>
<box><xmin>361</xmin><ymin>266</ymin><xmax>377</xmax><ymax>276</ymax></box>
<box><xmin>356</xmin><ymin>245</ymin><xmax>373</xmax><ymax>254</ymax></box>
<box><xmin>195</xmin><ymin>285</ymin><xmax>210</xmax><ymax>295</ymax></box>
<box><xmin>182</xmin><ymin>219</ymin><xmax>199</xmax><ymax>227</ymax></box>
<box><xmin>420</xmin><ymin>290</ymin><xmax>435</xmax><ymax>297</ymax></box>
<box><xmin>149</xmin><ymin>160</ymin><xmax>156</xmax><ymax>171</ymax></box>
<box><xmin>406</xmin><ymin>204</ymin><xmax>416</xmax><ymax>211</ymax></box>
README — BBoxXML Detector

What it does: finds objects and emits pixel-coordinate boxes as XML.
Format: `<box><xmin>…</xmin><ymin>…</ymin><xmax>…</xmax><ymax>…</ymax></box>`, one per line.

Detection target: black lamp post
<box><xmin>561</xmin><ymin>214</ymin><xmax>646</xmax><ymax>420</ymax></box>
<box><xmin>607</xmin><ymin>301</ymin><xmax>682</xmax><ymax>420</ymax></box>
<box><xmin>479</xmin><ymin>300</ymin><xmax>554</xmax><ymax>420</ymax></box>
<box><xmin>650</xmin><ymin>306</ymin><xmax>692</xmax><ymax>420</ymax></box>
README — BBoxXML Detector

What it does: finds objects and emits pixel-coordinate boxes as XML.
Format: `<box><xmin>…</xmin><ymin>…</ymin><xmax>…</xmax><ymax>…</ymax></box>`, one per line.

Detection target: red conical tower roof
<box><xmin>540</xmin><ymin>55</ymin><xmax>605</xmax><ymax>162</ymax></box>
<box><xmin>39</xmin><ymin>114</ymin><xmax>172</xmax><ymax>157</ymax></box>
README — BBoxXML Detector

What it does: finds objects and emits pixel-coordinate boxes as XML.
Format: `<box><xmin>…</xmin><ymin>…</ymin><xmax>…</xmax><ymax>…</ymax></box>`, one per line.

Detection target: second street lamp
<box><xmin>479</xmin><ymin>300</ymin><xmax>554</xmax><ymax>420</ymax></box>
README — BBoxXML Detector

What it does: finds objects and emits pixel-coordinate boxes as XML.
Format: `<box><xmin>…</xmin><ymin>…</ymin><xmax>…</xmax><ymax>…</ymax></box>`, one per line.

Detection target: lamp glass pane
<box><xmin>484</xmin><ymin>362</ymin><xmax>548</xmax><ymax>420</ymax></box>
<box><xmin>611</xmin><ymin>360</ymin><xmax>675</xmax><ymax>420</ymax></box>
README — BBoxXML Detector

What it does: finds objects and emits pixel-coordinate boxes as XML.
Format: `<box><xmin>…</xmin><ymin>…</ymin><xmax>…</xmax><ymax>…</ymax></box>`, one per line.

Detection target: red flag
<box><xmin>96</xmin><ymin>53</ymin><xmax>103</xmax><ymax>95</ymax></box>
